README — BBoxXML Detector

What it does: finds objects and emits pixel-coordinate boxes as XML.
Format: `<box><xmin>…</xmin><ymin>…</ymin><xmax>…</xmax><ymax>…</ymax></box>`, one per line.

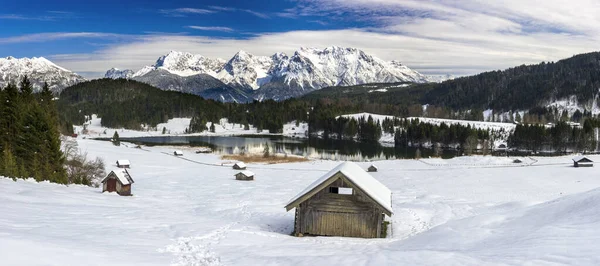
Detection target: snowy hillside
<box><xmin>339</xmin><ymin>113</ymin><xmax>516</xmax><ymax>145</ymax></box>
<box><xmin>2</xmin><ymin>139</ymin><xmax>600</xmax><ymax>265</ymax></box>
<box><xmin>107</xmin><ymin>46</ymin><xmax>431</xmax><ymax>100</ymax></box>
<box><xmin>0</xmin><ymin>56</ymin><xmax>85</xmax><ymax>93</ymax></box>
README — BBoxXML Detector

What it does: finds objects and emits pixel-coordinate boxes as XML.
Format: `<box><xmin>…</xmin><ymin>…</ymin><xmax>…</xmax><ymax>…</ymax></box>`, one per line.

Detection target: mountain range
<box><xmin>0</xmin><ymin>56</ymin><xmax>85</xmax><ymax>93</ymax></box>
<box><xmin>104</xmin><ymin>46</ymin><xmax>433</xmax><ymax>102</ymax></box>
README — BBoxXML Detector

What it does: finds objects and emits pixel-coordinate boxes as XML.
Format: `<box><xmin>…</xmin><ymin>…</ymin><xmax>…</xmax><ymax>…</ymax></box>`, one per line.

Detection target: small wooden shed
<box><xmin>233</xmin><ymin>162</ymin><xmax>247</xmax><ymax>170</ymax></box>
<box><xmin>174</xmin><ymin>150</ymin><xmax>184</xmax><ymax>156</ymax></box>
<box><xmin>513</xmin><ymin>158</ymin><xmax>523</xmax><ymax>164</ymax></box>
<box><xmin>367</xmin><ymin>164</ymin><xmax>378</xmax><ymax>172</ymax></box>
<box><xmin>116</xmin><ymin>159</ymin><xmax>131</xmax><ymax>168</ymax></box>
<box><xmin>235</xmin><ymin>170</ymin><xmax>255</xmax><ymax>181</ymax></box>
<box><xmin>101</xmin><ymin>169</ymin><xmax>134</xmax><ymax>196</ymax></box>
<box><xmin>285</xmin><ymin>161</ymin><xmax>393</xmax><ymax>238</ymax></box>
<box><xmin>573</xmin><ymin>156</ymin><xmax>593</xmax><ymax>167</ymax></box>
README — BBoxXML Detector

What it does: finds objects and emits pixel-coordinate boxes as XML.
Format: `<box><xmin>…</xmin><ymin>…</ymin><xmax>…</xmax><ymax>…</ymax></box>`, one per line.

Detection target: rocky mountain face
<box><xmin>105</xmin><ymin>46</ymin><xmax>431</xmax><ymax>101</ymax></box>
<box><xmin>0</xmin><ymin>56</ymin><xmax>85</xmax><ymax>93</ymax></box>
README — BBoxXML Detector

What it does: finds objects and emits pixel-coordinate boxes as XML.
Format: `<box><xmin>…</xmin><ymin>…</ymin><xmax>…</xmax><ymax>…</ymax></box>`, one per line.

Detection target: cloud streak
<box><xmin>187</xmin><ymin>26</ymin><xmax>235</xmax><ymax>32</ymax></box>
<box><xmin>0</xmin><ymin>32</ymin><xmax>130</xmax><ymax>44</ymax></box>
<box><xmin>159</xmin><ymin>8</ymin><xmax>216</xmax><ymax>17</ymax></box>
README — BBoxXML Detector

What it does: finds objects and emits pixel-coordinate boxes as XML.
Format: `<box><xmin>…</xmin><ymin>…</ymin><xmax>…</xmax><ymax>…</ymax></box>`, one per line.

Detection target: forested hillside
<box><xmin>0</xmin><ymin>77</ymin><xmax>67</xmax><ymax>183</ymax></box>
<box><xmin>304</xmin><ymin>52</ymin><xmax>600</xmax><ymax>113</ymax></box>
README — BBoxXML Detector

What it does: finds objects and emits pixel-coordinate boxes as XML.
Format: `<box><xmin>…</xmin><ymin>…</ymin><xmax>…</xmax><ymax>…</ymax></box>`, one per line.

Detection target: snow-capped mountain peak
<box><xmin>0</xmin><ymin>56</ymin><xmax>85</xmax><ymax>93</ymax></box>
<box><xmin>104</xmin><ymin>68</ymin><xmax>133</xmax><ymax>79</ymax></box>
<box><xmin>107</xmin><ymin>46</ymin><xmax>433</xmax><ymax>100</ymax></box>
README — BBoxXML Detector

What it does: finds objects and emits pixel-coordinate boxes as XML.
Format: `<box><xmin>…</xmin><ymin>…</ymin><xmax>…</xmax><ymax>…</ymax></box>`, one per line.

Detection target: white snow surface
<box><xmin>286</xmin><ymin>161</ymin><xmax>393</xmax><ymax>214</ymax></box>
<box><xmin>2</xmin><ymin>139</ymin><xmax>600</xmax><ymax>265</ymax></box>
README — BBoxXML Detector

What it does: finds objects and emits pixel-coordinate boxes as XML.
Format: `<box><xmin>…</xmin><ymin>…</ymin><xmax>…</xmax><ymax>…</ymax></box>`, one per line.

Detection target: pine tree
<box><xmin>112</xmin><ymin>131</ymin><xmax>120</xmax><ymax>146</ymax></box>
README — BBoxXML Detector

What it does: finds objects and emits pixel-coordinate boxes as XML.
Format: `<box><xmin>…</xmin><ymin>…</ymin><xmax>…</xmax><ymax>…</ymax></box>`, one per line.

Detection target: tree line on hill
<box><xmin>56</xmin><ymin>78</ymin><xmax>600</xmax><ymax>155</ymax></box>
<box><xmin>509</xmin><ymin>120</ymin><xmax>598</xmax><ymax>153</ymax></box>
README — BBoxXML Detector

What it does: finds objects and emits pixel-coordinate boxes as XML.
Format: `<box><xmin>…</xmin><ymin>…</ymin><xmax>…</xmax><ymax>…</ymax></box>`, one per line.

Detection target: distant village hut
<box><xmin>513</xmin><ymin>158</ymin><xmax>523</xmax><ymax>164</ymax></box>
<box><xmin>116</xmin><ymin>159</ymin><xmax>131</xmax><ymax>169</ymax></box>
<box><xmin>285</xmin><ymin>161</ymin><xmax>393</xmax><ymax>238</ymax></box>
<box><xmin>235</xmin><ymin>171</ymin><xmax>255</xmax><ymax>181</ymax></box>
<box><xmin>174</xmin><ymin>150</ymin><xmax>184</xmax><ymax>156</ymax></box>
<box><xmin>573</xmin><ymin>156</ymin><xmax>593</xmax><ymax>167</ymax></box>
<box><xmin>233</xmin><ymin>162</ymin><xmax>247</xmax><ymax>170</ymax></box>
<box><xmin>496</xmin><ymin>143</ymin><xmax>507</xmax><ymax>150</ymax></box>
<box><xmin>367</xmin><ymin>164</ymin><xmax>378</xmax><ymax>172</ymax></box>
<box><xmin>101</xmin><ymin>169</ymin><xmax>134</xmax><ymax>196</ymax></box>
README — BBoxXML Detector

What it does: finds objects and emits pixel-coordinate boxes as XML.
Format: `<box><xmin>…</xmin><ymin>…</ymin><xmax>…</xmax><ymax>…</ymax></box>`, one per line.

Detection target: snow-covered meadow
<box><xmin>75</xmin><ymin>115</ymin><xmax>308</xmax><ymax>139</ymax></box>
<box><xmin>2</xmin><ymin>138</ymin><xmax>600</xmax><ymax>265</ymax></box>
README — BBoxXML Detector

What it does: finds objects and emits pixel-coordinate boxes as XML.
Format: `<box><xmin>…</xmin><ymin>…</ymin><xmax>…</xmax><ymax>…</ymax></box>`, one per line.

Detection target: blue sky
<box><xmin>1</xmin><ymin>0</ymin><xmax>599</xmax><ymax>78</ymax></box>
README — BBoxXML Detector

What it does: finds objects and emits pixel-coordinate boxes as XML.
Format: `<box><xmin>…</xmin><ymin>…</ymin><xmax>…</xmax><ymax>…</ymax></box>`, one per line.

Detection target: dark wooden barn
<box><xmin>285</xmin><ymin>162</ymin><xmax>393</xmax><ymax>238</ymax></box>
<box><xmin>101</xmin><ymin>169</ymin><xmax>134</xmax><ymax>196</ymax></box>
<box><xmin>235</xmin><ymin>170</ymin><xmax>255</xmax><ymax>181</ymax></box>
<box><xmin>367</xmin><ymin>164</ymin><xmax>378</xmax><ymax>172</ymax></box>
<box><xmin>573</xmin><ymin>156</ymin><xmax>593</xmax><ymax>167</ymax></box>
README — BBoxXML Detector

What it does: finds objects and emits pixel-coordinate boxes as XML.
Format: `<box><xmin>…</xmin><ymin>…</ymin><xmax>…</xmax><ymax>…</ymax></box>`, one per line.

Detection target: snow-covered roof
<box><xmin>102</xmin><ymin>169</ymin><xmax>134</xmax><ymax>185</ymax></box>
<box><xmin>237</xmin><ymin>170</ymin><xmax>254</xmax><ymax>177</ymax></box>
<box><xmin>573</xmin><ymin>156</ymin><xmax>593</xmax><ymax>163</ymax></box>
<box><xmin>174</xmin><ymin>150</ymin><xmax>183</xmax><ymax>155</ymax></box>
<box><xmin>369</xmin><ymin>164</ymin><xmax>378</xmax><ymax>169</ymax></box>
<box><xmin>116</xmin><ymin>159</ymin><xmax>130</xmax><ymax>166</ymax></box>
<box><xmin>286</xmin><ymin>162</ymin><xmax>392</xmax><ymax>215</ymax></box>
<box><xmin>234</xmin><ymin>162</ymin><xmax>247</xmax><ymax>168</ymax></box>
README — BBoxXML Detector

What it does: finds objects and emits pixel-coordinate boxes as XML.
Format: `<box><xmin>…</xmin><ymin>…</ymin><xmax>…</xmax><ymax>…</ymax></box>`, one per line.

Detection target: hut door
<box><xmin>107</xmin><ymin>179</ymin><xmax>117</xmax><ymax>192</ymax></box>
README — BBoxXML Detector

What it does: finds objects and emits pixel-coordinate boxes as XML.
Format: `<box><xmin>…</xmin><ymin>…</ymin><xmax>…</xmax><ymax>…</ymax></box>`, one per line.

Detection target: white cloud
<box><xmin>159</xmin><ymin>8</ymin><xmax>215</xmax><ymax>17</ymax></box>
<box><xmin>0</xmin><ymin>32</ymin><xmax>129</xmax><ymax>44</ymax></box>
<box><xmin>187</xmin><ymin>26</ymin><xmax>235</xmax><ymax>32</ymax></box>
<box><xmin>11</xmin><ymin>0</ymin><xmax>597</xmax><ymax>78</ymax></box>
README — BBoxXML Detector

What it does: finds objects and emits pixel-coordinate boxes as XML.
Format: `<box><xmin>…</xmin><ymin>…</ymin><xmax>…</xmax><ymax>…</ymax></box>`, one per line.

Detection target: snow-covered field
<box><xmin>75</xmin><ymin>115</ymin><xmax>308</xmax><ymax>139</ymax></box>
<box><xmin>2</xmin><ymin>139</ymin><xmax>600</xmax><ymax>265</ymax></box>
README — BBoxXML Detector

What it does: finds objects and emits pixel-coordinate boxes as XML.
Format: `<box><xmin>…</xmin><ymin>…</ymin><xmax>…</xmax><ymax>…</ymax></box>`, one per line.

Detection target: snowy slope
<box><xmin>2</xmin><ymin>140</ymin><xmax>600</xmax><ymax>265</ymax></box>
<box><xmin>0</xmin><ymin>56</ymin><xmax>85</xmax><ymax>93</ymax></box>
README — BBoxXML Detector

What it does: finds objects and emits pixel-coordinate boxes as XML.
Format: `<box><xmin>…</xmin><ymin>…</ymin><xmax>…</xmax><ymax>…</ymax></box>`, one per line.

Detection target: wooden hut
<box><xmin>367</xmin><ymin>164</ymin><xmax>378</xmax><ymax>172</ymax></box>
<box><xmin>513</xmin><ymin>158</ymin><xmax>523</xmax><ymax>164</ymax></box>
<box><xmin>285</xmin><ymin>161</ymin><xmax>393</xmax><ymax>238</ymax></box>
<box><xmin>573</xmin><ymin>156</ymin><xmax>593</xmax><ymax>167</ymax></box>
<box><xmin>235</xmin><ymin>170</ymin><xmax>255</xmax><ymax>181</ymax></box>
<box><xmin>116</xmin><ymin>159</ymin><xmax>131</xmax><ymax>169</ymax></box>
<box><xmin>174</xmin><ymin>150</ymin><xmax>183</xmax><ymax>156</ymax></box>
<box><xmin>233</xmin><ymin>162</ymin><xmax>247</xmax><ymax>170</ymax></box>
<box><xmin>101</xmin><ymin>169</ymin><xmax>134</xmax><ymax>196</ymax></box>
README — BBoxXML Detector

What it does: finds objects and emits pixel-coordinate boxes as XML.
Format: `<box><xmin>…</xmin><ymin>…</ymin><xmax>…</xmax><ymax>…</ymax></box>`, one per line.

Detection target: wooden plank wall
<box><xmin>295</xmin><ymin>176</ymin><xmax>384</xmax><ymax>238</ymax></box>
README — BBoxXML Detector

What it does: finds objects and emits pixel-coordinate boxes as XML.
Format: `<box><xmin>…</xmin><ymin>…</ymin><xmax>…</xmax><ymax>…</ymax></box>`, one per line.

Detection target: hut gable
<box><xmin>367</xmin><ymin>164</ymin><xmax>378</xmax><ymax>172</ymax></box>
<box><xmin>286</xmin><ymin>162</ymin><xmax>393</xmax><ymax>215</ymax></box>
<box><xmin>116</xmin><ymin>159</ymin><xmax>130</xmax><ymax>168</ymax></box>
<box><xmin>285</xmin><ymin>162</ymin><xmax>393</xmax><ymax>238</ymax></box>
<box><xmin>235</xmin><ymin>170</ymin><xmax>255</xmax><ymax>181</ymax></box>
<box><xmin>101</xmin><ymin>169</ymin><xmax>134</xmax><ymax>196</ymax></box>
<box><xmin>573</xmin><ymin>156</ymin><xmax>593</xmax><ymax>167</ymax></box>
<box><xmin>233</xmin><ymin>162</ymin><xmax>247</xmax><ymax>170</ymax></box>
<box><xmin>102</xmin><ymin>169</ymin><xmax>134</xmax><ymax>185</ymax></box>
